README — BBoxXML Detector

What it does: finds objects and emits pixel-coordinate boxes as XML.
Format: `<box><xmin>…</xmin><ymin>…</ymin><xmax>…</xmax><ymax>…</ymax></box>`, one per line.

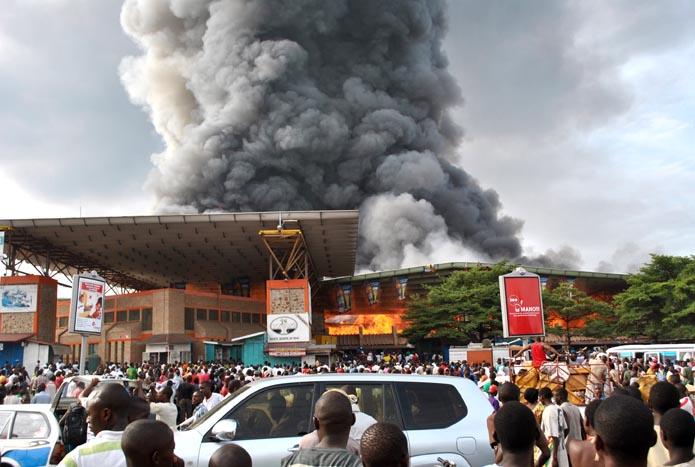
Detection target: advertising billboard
<box><xmin>0</xmin><ymin>284</ymin><xmax>38</xmax><ymax>313</ymax></box>
<box><xmin>69</xmin><ymin>274</ymin><xmax>106</xmax><ymax>335</ymax></box>
<box><xmin>499</xmin><ymin>269</ymin><xmax>545</xmax><ymax>337</ymax></box>
<box><xmin>266</xmin><ymin>279</ymin><xmax>311</xmax><ymax>343</ymax></box>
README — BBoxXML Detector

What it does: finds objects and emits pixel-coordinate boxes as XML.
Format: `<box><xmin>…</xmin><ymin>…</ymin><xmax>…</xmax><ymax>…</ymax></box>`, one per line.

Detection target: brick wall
<box><xmin>152</xmin><ymin>289</ymin><xmax>185</xmax><ymax>335</ymax></box>
<box><xmin>36</xmin><ymin>280</ymin><xmax>57</xmax><ymax>342</ymax></box>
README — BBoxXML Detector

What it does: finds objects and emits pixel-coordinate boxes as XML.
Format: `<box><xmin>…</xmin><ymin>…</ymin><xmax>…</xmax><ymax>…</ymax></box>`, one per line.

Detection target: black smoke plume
<box><xmin>121</xmin><ymin>0</ymin><xmax>539</xmax><ymax>271</ymax></box>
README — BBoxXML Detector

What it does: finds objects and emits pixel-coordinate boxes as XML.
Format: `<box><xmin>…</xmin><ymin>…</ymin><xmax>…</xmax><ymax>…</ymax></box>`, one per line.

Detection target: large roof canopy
<box><xmin>0</xmin><ymin>211</ymin><xmax>359</xmax><ymax>291</ymax></box>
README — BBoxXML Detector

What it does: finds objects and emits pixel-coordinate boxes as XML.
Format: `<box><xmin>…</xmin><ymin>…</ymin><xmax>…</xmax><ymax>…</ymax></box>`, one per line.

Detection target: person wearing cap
<box><xmin>340</xmin><ymin>385</ymin><xmax>376</xmax><ymax>442</ymax></box>
<box><xmin>488</xmin><ymin>385</ymin><xmax>500</xmax><ymax>412</ymax></box>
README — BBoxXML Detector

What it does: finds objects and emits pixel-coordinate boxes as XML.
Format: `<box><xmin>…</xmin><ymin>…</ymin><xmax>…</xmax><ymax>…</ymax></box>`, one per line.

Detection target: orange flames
<box><xmin>326</xmin><ymin>314</ymin><xmax>403</xmax><ymax>335</ymax></box>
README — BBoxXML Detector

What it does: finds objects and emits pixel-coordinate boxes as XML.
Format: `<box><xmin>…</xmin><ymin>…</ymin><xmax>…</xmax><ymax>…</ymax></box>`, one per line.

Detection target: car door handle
<box><xmin>288</xmin><ymin>444</ymin><xmax>299</xmax><ymax>453</ymax></box>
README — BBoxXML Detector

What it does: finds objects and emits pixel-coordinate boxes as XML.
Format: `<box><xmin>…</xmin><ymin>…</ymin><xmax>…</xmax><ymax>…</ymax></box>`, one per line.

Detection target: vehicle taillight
<box><xmin>50</xmin><ymin>442</ymin><xmax>66</xmax><ymax>465</ymax></box>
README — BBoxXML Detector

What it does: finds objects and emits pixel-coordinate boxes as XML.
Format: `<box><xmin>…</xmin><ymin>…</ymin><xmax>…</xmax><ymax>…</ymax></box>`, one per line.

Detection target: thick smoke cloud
<box><xmin>120</xmin><ymin>0</ymin><xmax>528</xmax><ymax>270</ymax></box>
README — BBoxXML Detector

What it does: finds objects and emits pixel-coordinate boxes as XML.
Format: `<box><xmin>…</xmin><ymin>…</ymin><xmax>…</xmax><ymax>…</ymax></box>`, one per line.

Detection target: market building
<box><xmin>0</xmin><ymin>211</ymin><xmax>629</xmax><ymax>367</ymax></box>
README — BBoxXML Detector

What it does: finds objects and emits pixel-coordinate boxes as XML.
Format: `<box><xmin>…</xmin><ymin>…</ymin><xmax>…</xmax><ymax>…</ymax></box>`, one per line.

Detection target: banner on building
<box><xmin>539</xmin><ymin>275</ymin><xmax>549</xmax><ymax>289</ymax></box>
<box><xmin>365</xmin><ymin>280</ymin><xmax>380</xmax><ymax>306</ymax></box>
<box><xmin>267</xmin><ymin>313</ymin><xmax>311</xmax><ymax>343</ymax></box>
<box><xmin>0</xmin><ymin>284</ymin><xmax>38</xmax><ymax>313</ymax></box>
<box><xmin>499</xmin><ymin>268</ymin><xmax>545</xmax><ymax>338</ymax></box>
<box><xmin>69</xmin><ymin>274</ymin><xmax>106</xmax><ymax>335</ymax></box>
<box><xmin>238</xmin><ymin>277</ymin><xmax>250</xmax><ymax>297</ymax></box>
<box><xmin>336</xmin><ymin>283</ymin><xmax>352</xmax><ymax>313</ymax></box>
<box><xmin>394</xmin><ymin>276</ymin><xmax>408</xmax><ymax>301</ymax></box>
<box><xmin>269</xmin><ymin>348</ymin><xmax>307</xmax><ymax>357</ymax></box>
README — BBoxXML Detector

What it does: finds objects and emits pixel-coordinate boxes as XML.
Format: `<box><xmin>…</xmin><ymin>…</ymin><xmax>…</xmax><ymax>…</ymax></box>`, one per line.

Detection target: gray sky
<box><xmin>1</xmin><ymin>0</ymin><xmax>693</xmax><ymax>274</ymax></box>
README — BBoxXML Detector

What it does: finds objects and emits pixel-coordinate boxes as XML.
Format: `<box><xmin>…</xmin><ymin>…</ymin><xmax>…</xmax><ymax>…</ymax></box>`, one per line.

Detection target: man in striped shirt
<box><xmin>58</xmin><ymin>383</ymin><xmax>131</xmax><ymax>467</ymax></box>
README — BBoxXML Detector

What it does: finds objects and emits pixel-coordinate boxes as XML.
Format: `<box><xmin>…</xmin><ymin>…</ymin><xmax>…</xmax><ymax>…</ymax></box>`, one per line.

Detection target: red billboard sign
<box><xmin>499</xmin><ymin>270</ymin><xmax>545</xmax><ymax>337</ymax></box>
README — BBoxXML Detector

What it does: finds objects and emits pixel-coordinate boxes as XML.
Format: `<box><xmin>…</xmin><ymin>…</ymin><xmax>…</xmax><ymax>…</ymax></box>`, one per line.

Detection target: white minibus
<box><xmin>606</xmin><ymin>344</ymin><xmax>695</xmax><ymax>364</ymax></box>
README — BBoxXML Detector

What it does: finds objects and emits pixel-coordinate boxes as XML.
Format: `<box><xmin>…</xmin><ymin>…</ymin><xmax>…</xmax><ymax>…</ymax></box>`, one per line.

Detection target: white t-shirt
<box><xmin>204</xmin><ymin>392</ymin><xmax>225</xmax><ymax>411</ymax></box>
<box><xmin>350</xmin><ymin>404</ymin><xmax>377</xmax><ymax>440</ymax></box>
<box><xmin>541</xmin><ymin>405</ymin><xmax>570</xmax><ymax>467</ymax></box>
<box><xmin>150</xmin><ymin>401</ymin><xmax>178</xmax><ymax>428</ymax></box>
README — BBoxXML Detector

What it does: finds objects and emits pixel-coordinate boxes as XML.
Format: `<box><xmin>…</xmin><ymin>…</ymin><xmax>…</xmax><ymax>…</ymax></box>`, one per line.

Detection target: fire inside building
<box><xmin>0</xmin><ymin>211</ymin><xmax>628</xmax><ymax>368</ymax></box>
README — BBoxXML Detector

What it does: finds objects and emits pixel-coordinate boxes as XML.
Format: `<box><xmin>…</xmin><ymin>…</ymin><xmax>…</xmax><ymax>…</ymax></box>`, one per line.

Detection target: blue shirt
<box><xmin>32</xmin><ymin>391</ymin><xmax>52</xmax><ymax>404</ymax></box>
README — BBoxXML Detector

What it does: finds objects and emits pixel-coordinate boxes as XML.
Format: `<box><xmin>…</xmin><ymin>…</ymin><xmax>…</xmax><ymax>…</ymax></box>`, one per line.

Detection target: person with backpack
<box><xmin>60</xmin><ymin>402</ymin><xmax>88</xmax><ymax>453</ymax></box>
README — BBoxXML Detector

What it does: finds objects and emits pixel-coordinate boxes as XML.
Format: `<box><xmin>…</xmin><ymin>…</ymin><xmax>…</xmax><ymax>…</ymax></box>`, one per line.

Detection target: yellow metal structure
<box><xmin>258</xmin><ymin>228</ymin><xmax>319</xmax><ymax>295</ymax></box>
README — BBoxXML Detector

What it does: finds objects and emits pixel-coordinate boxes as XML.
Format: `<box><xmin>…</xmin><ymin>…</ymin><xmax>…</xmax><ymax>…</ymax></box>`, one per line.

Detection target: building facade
<box><xmin>55</xmin><ymin>285</ymin><xmax>267</xmax><ymax>366</ymax></box>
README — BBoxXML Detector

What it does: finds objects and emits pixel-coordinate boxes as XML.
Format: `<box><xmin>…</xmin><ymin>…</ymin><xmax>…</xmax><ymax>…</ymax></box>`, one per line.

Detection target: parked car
<box><xmin>0</xmin><ymin>404</ymin><xmax>63</xmax><ymax>467</ymax></box>
<box><xmin>174</xmin><ymin>373</ymin><xmax>495</xmax><ymax>467</ymax></box>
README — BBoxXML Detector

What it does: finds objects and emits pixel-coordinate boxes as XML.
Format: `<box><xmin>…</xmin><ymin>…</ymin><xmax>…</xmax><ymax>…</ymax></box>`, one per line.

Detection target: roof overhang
<box><xmin>230</xmin><ymin>331</ymin><xmax>266</xmax><ymax>342</ymax></box>
<box><xmin>0</xmin><ymin>333</ymin><xmax>34</xmax><ymax>343</ymax></box>
<box><xmin>0</xmin><ymin>211</ymin><xmax>359</xmax><ymax>291</ymax></box>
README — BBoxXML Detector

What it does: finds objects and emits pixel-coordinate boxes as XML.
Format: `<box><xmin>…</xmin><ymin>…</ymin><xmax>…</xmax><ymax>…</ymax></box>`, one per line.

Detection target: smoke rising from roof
<box><xmin>120</xmin><ymin>0</ymin><xmax>544</xmax><ymax>270</ymax></box>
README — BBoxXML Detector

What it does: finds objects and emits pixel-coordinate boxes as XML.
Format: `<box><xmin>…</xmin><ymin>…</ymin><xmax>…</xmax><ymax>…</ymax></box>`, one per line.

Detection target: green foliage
<box><xmin>613</xmin><ymin>254</ymin><xmax>695</xmax><ymax>340</ymax></box>
<box><xmin>542</xmin><ymin>282</ymin><xmax>615</xmax><ymax>344</ymax></box>
<box><xmin>402</xmin><ymin>262</ymin><xmax>515</xmax><ymax>345</ymax></box>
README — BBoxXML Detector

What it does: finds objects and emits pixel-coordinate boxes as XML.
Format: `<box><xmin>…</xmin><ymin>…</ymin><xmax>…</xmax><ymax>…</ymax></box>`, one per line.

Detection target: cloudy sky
<box><xmin>1</xmin><ymin>0</ymin><xmax>693</xmax><ymax>274</ymax></box>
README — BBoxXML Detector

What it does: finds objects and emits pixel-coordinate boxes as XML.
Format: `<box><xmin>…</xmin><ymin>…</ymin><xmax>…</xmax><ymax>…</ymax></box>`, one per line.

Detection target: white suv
<box><xmin>174</xmin><ymin>373</ymin><xmax>494</xmax><ymax>467</ymax></box>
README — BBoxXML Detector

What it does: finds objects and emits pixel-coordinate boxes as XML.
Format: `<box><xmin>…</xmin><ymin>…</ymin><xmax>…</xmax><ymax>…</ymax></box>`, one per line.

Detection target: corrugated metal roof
<box><xmin>0</xmin><ymin>210</ymin><xmax>359</xmax><ymax>291</ymax></box>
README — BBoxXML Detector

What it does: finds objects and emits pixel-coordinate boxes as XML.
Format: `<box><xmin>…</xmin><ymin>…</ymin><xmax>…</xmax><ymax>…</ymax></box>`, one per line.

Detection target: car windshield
<box><xmin>181</xmin><ymin>385</ymin><xmax>252</xmax><ymax>431</ymax></box>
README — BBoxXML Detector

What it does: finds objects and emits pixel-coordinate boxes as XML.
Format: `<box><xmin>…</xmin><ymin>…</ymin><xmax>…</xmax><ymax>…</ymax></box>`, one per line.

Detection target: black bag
<box><xmin>62</xmin><ymin>404</ymin><xmax>87</xmax><ymax>446</ymax></box>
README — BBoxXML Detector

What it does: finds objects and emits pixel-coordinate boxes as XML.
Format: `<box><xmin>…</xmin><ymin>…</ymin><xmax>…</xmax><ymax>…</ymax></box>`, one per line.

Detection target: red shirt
<box><xmin>531</xmin><ymin>342</ymin><xmax>547</xmax><ymax>369</ymax></box>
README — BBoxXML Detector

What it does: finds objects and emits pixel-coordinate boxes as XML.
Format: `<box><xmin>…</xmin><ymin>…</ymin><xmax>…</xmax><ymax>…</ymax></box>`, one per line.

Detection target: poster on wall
<box><xmin>499</xmin><ymin>268</ymin><xmax>545</xmax><ymax>338</ymax></box>
<box><xmin>365</xmin><ymin>280</ymin><xmax>380</xmax><ymax>306</ymax></box>
<box><xmin>69</xmin><ymin>274</ymin><xmax>106</xmax><ymax>335</ymax></box>
<box><xmin>394</xmin><ymin>276</ymin><xmax>408</xmax><ymax>300</ymax></box>
<box><xmin>268</xmin><ymin>281</ymin><xmax>309</xmax><ymax>314</ymax></box>
<box><xmin>336</xmin><ymin>283</ymin><xmax>352</xmax><ymax>313</ymax></box>
<box><xmin>0</xmin><ymin>284</ymin><xmax>38</xmax><ymax>313</ymax></box>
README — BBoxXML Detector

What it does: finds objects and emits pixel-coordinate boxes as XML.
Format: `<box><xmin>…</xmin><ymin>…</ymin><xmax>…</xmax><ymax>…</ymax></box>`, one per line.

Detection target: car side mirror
<box><xmin>211</xmin><ymin>419</ymin><xmax>237</xmax><ymax>441</ymax></box>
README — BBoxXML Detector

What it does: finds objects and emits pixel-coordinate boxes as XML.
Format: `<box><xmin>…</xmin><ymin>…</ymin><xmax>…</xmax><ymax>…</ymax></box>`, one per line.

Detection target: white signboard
<box><xmin>69</xmin><ymin>274</ymin><xmax>105</xmax><ymax>335</ymax></box>
<box><xmin>0</xmin><ymin>284</ymin><xmax>38</xmax><ymax>313</ymax></box>
<box><xmin>267</xmin><ymin>312</ymin><xmax>311</xmax><ymax>343</ymax></box>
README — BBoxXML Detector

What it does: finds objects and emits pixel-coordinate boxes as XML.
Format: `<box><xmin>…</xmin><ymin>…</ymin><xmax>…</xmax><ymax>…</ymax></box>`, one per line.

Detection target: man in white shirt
<box><xmin>149</xmin><ymin>386</ymin><xmax>178</xmax><ymax>428</ymax></box>
<box><xmin>341</xmin><ymin>385</ymin><xmax>377</xmax><ymax>441</ymax></box>
<box><xmin>200</xmin><ymin>381</ymin><xmax>224</xmax><ymax>411</ymax></box>
<box><xmin>540</xmin><ymin>387</ymin><xmax>569</xmax><ymax>467</ymax></box>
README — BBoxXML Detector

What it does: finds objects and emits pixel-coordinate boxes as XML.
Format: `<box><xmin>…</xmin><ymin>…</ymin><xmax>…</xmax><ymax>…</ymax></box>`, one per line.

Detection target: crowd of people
<box><xmin>1</xmin><ymin>347</ymin><xmax>695</xmax><ymax>467</ymax></box>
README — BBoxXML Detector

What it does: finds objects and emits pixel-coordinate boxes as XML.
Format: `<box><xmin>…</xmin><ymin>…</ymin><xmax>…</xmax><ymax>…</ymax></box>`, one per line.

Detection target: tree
<box><xmin>612</xmin><ymin>254</ymin><xmax>695</xmax><ymax>341</ymax></box>
<box><xmin>542</xmin><ymin>282</ymin><xmax>615</xmax><ymax>345</ymax></box>
<box><xmin>402</xmin><ymin>262</ymin><xmax>515</xmax><ymax>346</ymax></box>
